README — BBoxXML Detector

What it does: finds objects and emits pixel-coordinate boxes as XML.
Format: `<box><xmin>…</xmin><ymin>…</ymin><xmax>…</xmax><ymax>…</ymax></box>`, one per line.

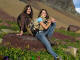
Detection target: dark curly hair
<box><xmin>38</xmin><ymin>9</ymin><xmax>49</xmax><ymax>19</ymax></box>
<box><xmin>23</xmin><ymin>5</ymin><xmax>33</xmax><ymax>19</ymax></box>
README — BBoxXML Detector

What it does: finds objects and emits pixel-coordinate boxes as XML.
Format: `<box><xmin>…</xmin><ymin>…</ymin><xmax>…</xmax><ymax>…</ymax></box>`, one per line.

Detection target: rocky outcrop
<box><xmin>2</xmin><ymin>33</ymin><xmax>46</xmax><ymax>51</ymax></box>
<box><xmin>2</xmin><ymin>32</ymin><xmax>76</xmax><ymax>51</ymax></box>
<box><xmin>20</xmin><ymin>0</ymin><xmax>77</xmax><ymax>15</ymax></box>
<box><xmin>44</xmin><ymin>0</ymin><xmax>73</xmax><ymax>8</ymax></box>
<box><xmin>30</xmin><ymin>0</ymin><xmax>75</xmax><ymax>14</ymax></box>
<box><xmin>40</xmin><ymin>0</ymin><xmax>75</xmax><ymax>13</ymax></box>
<box><xmin>67</xmin><ymin>25</ymin><xmax>80</xmax><ymax>32</ymax></box>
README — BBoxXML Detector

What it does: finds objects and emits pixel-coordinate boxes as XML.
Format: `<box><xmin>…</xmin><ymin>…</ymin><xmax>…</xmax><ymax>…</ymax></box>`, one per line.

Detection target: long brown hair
<box><xmin>38</xmin><ymin>9</ymin><xmax>49</xmax><ymax>19</ymax></box>
<box><xmin>23</xmin><ymin>5</ymin><xmax>33</xmax><ymax>19</ymax></box>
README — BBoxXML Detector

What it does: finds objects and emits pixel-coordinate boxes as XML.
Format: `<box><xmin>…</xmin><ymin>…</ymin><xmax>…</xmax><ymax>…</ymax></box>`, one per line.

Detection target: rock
<box><xmin>20</xmin><ymin>0</ymin><xmax>76</xmax><ymax>14</ymax></box>
<box><xmin>63</xmin><ymin>46</ymin><xmax>78</xmax><ymax>57</ymax></box>
<box><xmin>1</xmin><ymin>29</ymin><xmax>16</xmax><ymax>33</ymax></box>
<box><xmin>39</xmin><ymin>0</ymin><xmax>74</xmax><ymax>9</ymax></box>
<box><xmin>67</xmin><ymin>25</ymin><xmax>80</xmax><ymax>32</ymax></box>
<box><xmin>42</xmin><ymin>0</ymin><xmax>75</xmax><ymax>14</ymax></box>
<box><xmin>2</xmin><ymin>33</ymin><xmax>46</xmax><ymax>51</ymax></box>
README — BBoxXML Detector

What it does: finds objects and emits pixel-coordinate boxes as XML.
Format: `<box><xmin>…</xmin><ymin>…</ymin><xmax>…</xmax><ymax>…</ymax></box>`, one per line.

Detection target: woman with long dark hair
<box><xmin>32</xmin><ymin>9</ymin><xmax>61</xmax><ymax>60</ymax></box>
<box><xmin>17</xmin><ymin>5</ymin><xmax>33</xmax><ymax>36</ymax></box>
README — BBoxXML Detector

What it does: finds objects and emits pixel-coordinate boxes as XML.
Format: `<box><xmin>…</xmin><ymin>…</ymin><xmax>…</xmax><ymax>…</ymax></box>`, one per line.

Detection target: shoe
<box><xmin>56</xmin><ymin>56</ymin><xmax>62</xmax><ymax>60</ymax></box>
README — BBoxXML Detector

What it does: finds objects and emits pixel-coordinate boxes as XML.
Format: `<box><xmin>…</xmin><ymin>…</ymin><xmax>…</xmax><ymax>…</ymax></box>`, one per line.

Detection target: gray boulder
<box><xmin>67</xmin><ymin>25</ymin><xmax>80</xmax><ymax>32</ymax></box>
<box><xmin>63</xmin><ymin>46</ymin><xmax>78</xmax><ymax>57</ymax></box>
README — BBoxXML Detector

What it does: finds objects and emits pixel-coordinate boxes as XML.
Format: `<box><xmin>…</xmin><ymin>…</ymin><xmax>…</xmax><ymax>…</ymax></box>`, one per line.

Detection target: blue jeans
<box><xmin>36</xmin><ymin>22</ymin><xmax>58</xmax><ymax>60</ymax></box>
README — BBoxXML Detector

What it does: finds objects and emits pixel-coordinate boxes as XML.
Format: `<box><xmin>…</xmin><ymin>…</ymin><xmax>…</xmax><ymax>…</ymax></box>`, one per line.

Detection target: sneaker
<box><xmin>56</xmin><ymin>56</ymin><xmax>62</xmax><ymax>60</ymax></box>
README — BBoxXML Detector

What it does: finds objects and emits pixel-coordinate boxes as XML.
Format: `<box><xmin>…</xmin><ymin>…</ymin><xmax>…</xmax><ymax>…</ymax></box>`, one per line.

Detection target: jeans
<box><xmin>36</xmin><ymin>22</ymin><xmax>58</xmax><ymax>60</ymax></box>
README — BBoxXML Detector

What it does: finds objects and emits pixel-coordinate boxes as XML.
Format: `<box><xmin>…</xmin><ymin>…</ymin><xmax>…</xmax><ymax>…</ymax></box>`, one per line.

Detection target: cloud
<box><xmin>73</xmin><ymin>0</ymin><xmax>80</xmax><ymax>13</ymax></box>
<box><xmin>75</xmin><ymin>8</ymin><xmax>80</xmax><ymax>14</ymax></box>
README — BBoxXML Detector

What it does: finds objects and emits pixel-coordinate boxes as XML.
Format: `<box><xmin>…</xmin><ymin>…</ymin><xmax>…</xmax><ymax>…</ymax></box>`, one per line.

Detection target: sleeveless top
<box><xmin>32</xmin><ymin>17</ymin><xmax>47</xmax><ymax>31</ymax></box>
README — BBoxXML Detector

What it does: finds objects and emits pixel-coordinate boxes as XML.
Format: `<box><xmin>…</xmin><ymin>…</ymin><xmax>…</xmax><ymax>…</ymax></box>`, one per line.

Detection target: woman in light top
<box><xmin>32</xmin><ymin>9</ymin><xmax>61</xmax><ymax>60</ymax></box>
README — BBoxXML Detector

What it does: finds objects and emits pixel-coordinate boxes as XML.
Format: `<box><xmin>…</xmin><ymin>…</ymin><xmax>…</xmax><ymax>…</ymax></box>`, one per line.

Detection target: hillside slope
<box><xmin>0</xmin><ymin>0</ymin><xmax>39</xmax><ymax>18</ymax></box>
<box><xmin>31</xmin><ymin>1</ymin><xmax>80</xmax><ymax>28</ymax></box>
<box><xmin>0</xmin><ymin>0</ymin><xmax>27</xmax><ymax>17</ymax></box>
<box><xmin>0</xmin><ymin>0</ymin><xmax>80</xmax><ymax>28</ymax></box>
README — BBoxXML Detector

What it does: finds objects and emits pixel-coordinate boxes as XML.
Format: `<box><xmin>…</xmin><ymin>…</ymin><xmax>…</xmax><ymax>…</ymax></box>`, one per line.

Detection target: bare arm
<box><xmin>39</xmin><ymin>17</ymin><xmax>56</xmax><ymax>30</ymax></box>
<box><xmin>40</xmin><ymin>20</ymin><xmax>51</xmax><ymax>29</ymax></box>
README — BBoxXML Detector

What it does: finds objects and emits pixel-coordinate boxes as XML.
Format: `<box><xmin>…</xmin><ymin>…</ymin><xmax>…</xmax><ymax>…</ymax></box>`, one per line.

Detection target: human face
<box><xmin>26</xmin><ymin>7</ymin><xmax>31</xmax><ymax>14</ymax></box>
<box><xmin>41</xmin><ymin>10</ymin><xmax>47</xmax><ymax>18</ymax></box>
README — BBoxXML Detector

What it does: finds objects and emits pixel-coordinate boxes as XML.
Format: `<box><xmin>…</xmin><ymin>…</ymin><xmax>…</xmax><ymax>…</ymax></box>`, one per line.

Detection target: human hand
<box><xmin>16</xmin><ymin>31</ymin><xmax>23</xmax><ymax>36</ymax></box>
<box><xmin>48</xmin><ymin>20</ymin><xmax>51</xmax><ymax>23</ymax></box>
<box><xmin>50</xmin><ymin>17</ymin><xmax>56</xmax><ymax>23</ymax></box>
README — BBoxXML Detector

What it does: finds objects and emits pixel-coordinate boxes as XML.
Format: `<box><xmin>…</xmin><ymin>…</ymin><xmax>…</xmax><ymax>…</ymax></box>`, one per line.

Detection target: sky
<box><xmin>73</xmin><ymin>0</ymin><xmax>80</xmax><ymax>8</ymax></box>
<box><xmin>72</xmin><ymin>0</ymin><xmax>80</xmax><ymax>13</ymax></box>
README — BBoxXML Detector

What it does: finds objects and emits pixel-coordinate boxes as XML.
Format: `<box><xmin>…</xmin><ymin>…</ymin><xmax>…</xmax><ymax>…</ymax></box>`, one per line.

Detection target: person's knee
<box><xmin>53</xmin><ymin>22</ymin><xmax>56</xmax><ymax>26</ymax></box>
<box><xmin>51</xmin><ymin>22</ymin><xmax>56</xmax><ymax>26</ymax></box>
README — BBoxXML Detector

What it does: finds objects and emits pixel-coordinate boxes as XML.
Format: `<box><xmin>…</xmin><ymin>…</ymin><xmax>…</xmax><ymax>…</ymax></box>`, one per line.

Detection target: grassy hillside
<box><xmin>0</xmin><ymin>0</ymin><xmax>80</xmax><ymax>28</ymax></box>
<box><xmin>0</xmin><ymin>19</ymin><xmax>80</xmax><ymax>60</ymax></box>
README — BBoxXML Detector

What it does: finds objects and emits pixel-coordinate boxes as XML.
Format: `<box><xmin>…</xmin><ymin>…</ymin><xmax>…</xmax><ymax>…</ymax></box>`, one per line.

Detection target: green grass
<box><xmin>55</xmin><ymin>29</ymin><xmax>80</xmax><ymax>37</ymax></box>
<box><xmin>0</xmin><ymin>44</ymin><xmax>80</xmax><ymax>60</ymax></box>
<box><xmin>0</xmin><ymin>20</ymin><xmax>80</xmax><ymax>60</ymax></box>
<box><xmin>0</xmin><ymin>20</ymin><xmax>3</xmax><ymax>23</ymax></box>
<box><xmin>0</xmin><ymin>25</ymin><xmax>9</xmax><ymax>29</ymax></box>
<box><xmin>0</xmin><ymin>32</ymin><xmax>6</xmax><ymax>38</ymax></box>
<box><xmin>0</xmin><ymin>20</ymin><xmax>19</xmax><ymax>31</ymax></box>
<box><xmin>0</xmin><ymin>46</ymin><xmax>53</xmax><ymax>60</ymax></box>
<box><xmin>5</xmin><ymin>20</ymin><xmax>19</xmax><ymax>31</ymax></box>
